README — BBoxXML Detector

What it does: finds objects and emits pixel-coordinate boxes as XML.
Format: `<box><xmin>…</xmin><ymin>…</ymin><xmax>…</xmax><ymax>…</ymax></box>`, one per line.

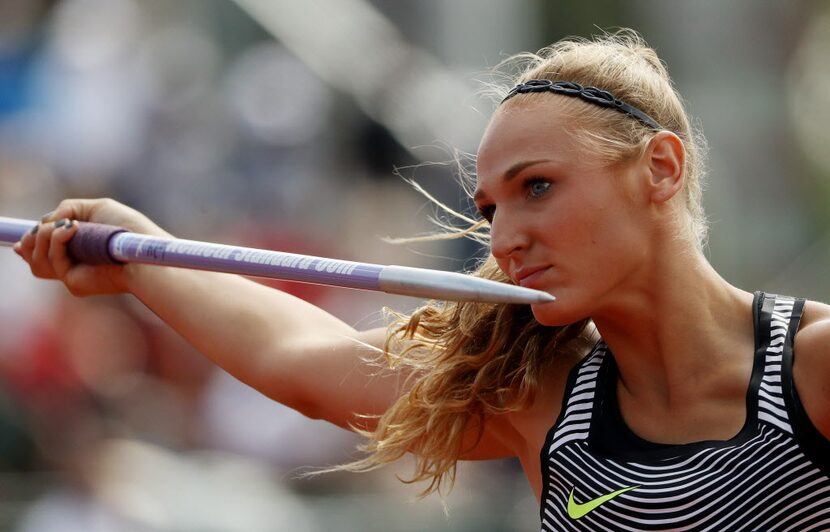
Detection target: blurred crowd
<box><xmin>0</xmin><ymin>0</ymin><xmax>828</xmax><ymax>530</ymax></box>
<box><xmin>0</xmin><ymin>0</ymin><xmax>532</xmax><ymax>530</ymax></box>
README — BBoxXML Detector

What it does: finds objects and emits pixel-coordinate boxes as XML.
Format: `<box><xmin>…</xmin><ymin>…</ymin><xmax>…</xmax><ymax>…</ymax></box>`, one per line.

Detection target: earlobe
<box><xmin>647</xmin><ymin>132</ymin><xmax>685</xmax><ymax>204</ymax></box>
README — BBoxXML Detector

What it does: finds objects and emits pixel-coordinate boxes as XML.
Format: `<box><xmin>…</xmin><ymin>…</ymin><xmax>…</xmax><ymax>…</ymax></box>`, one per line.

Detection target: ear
<box><xmin>644</xmin><ymin>131</ymin><xmax>685</xmax><ymax>204</ymax></box>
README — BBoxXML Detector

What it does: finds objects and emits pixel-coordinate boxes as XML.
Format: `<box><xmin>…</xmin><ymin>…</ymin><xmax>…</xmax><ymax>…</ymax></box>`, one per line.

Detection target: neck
<box><xmin>590</xmin><ymin>243</ymin><xmax>754</xmax><ymax>408</ymax></box>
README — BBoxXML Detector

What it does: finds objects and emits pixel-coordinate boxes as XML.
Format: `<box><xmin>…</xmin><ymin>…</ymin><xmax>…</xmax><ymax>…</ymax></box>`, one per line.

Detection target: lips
<box><xmin>513</xmin><ymin>265</ymin><xmax>551</xmax><ymax>287</ymax></box>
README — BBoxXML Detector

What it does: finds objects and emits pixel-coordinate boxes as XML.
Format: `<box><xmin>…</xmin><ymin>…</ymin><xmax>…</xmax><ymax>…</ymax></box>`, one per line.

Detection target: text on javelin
<box><xmin>164</xmin><ymin>242</ymin><xmax>360</xmax><ymax>275</ymax></box>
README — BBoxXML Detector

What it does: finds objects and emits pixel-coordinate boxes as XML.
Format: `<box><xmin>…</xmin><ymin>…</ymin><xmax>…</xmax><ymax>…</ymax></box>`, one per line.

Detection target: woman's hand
<box><xmin>13</xmin><ymin>198</ymin><xmax>170</xmax><ymax>296</ymax></box>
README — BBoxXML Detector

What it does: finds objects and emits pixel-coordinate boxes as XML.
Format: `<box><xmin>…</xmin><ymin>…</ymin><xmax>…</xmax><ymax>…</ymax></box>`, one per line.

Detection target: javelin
<box><xmin>0</xmin><ymin>217</ymin><xmax>554</xmax><ymax>304</ymax></box>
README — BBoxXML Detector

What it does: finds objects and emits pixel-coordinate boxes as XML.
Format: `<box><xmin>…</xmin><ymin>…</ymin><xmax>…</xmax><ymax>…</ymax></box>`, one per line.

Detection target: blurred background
<box><xmin>0</xmin><ymin>0</ymin><xmax>828</xmax><ymax>530</ymax></box>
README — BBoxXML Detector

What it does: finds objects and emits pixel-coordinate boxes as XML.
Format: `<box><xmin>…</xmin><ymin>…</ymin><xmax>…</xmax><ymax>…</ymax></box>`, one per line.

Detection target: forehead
<box><xmin>476</xmin><ymin>98</ymin><xmax>582</xmax><ymax>182</ymax></box>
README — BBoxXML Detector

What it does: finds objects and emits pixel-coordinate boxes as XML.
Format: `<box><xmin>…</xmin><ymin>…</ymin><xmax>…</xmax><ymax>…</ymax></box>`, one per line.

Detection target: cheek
<box><xmin>575</xmin><ymin>198</ymin><xmax>641</xmax><ymax>253</ymax></box>
<box><xmin>552</xmin><ymin>203</ymin><xmax>646</xmax><ymax>290</ymax></box>
<box><xmin>548</xmin><ymin>204</ymin><xmax>606</xmax><ymax>254</ymax></box>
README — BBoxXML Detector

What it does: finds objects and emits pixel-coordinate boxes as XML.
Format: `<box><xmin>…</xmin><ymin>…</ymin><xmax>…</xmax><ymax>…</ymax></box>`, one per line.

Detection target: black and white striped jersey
<box><xmin>540</xmin><ymin>292</ymin><xmax>830</xmax><ymax>531</ymax></box>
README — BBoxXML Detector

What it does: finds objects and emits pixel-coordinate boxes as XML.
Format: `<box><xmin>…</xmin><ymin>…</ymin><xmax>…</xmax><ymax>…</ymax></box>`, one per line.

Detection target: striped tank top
<box><xmin>540</xmin><ymin>292</ymin><xmax>830</xmax><ymax>531</ymax></box>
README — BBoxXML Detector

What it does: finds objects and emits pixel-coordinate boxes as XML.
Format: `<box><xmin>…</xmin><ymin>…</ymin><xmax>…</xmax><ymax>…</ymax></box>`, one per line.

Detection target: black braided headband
<box><xmin>502</xmin><ymin>79</ymin><xmax>663</xmax><ymax>131</ymax></box>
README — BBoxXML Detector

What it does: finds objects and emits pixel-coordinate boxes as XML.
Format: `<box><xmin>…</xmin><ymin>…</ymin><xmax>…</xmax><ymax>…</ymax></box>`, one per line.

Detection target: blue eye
<box><xmin>528</xmin><ymin>179</ymin><xmax>551</xmax><ymax>197</ymax></box>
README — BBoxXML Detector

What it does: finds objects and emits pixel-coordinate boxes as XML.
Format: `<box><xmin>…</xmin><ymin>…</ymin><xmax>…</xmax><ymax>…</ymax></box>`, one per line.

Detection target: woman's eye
<box><xmin>528</xmin><ymin>179</ymin><xmax>551</xmax><ymax>197</ymax></box>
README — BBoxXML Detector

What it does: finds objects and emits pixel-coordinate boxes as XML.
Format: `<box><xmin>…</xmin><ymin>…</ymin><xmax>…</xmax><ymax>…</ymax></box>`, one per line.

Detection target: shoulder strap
<box><xmin>755</xmin><ymin>292</ymin><xmax>803</xmax><ymax>434</ymax></box>
<box><xmin>544</xmin><ymin>342</ymin><xmax>608</xmax><ymax>455</ymax></box>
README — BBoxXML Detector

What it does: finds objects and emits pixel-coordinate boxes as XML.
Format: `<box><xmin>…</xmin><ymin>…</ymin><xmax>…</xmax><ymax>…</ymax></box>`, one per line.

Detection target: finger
<box><xmin>17</xmin><ymin>222</ymin><xmax>40</xmax><ymax>250</ymax></box>
<box><xmin>12</xmin><ymin>240</ymin><xmax>24</xmax><ymax>257</ymax></box>
<box><xmin>29</xmin><ymin>220</ymin><xmax>62</xmax><ymax>278</ymax></box>
<box><xmin>51</xmin><ymin>198</ymin><xmax>109</xmax><ymax>224</ymax></box>
<box><xmin>13</xmin><ymin>232</ymin><xmax>35</xmax><ymax>262</ymax></box>
<box><xmin>40</xmin><ymin>199</ymin><xmax>105</xmax><ymax>226</ymax></box>
<box><xmin>49</xmin><ymin>219</ymin><xmax>79</xmax><ymax>279</ymax></box>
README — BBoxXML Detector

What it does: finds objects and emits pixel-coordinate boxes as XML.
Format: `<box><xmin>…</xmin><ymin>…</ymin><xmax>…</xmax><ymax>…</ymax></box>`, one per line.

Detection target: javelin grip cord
<box><xmin>67</xmin><ymin>222</ymin><xmax>128</xmax><ymax>265</ymax></box>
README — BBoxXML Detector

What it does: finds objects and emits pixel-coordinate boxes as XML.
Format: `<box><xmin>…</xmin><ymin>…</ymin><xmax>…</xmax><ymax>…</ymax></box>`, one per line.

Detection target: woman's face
<box><xmin>475</xmin><ymin>99</ymin><xmax>653</xmax><ymax>325</ymax></box>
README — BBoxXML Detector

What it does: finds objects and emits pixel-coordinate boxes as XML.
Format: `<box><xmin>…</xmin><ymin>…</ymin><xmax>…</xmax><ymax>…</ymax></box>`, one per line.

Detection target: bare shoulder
<box><xmin>792</xmin><ymin>299</ymin><xmax>830</xmax><ymax>438</ymax></box>
<box><xmin>501</xmin><ymin>337</ymin><xmax>594</xmax><ymax>499</ymax></box>
<box><xmin>460</xmin><ymin>336</ymin><xmax>592</xmax><ymax>463</ymax></box>
<box><xmin>503</xmin><ymin>336</ymin><xmax>595</xmax><ymax>452</ymax></box>
<box><xmin>794</xmin><ymin>299</ymin><xmax>830</xmax><ymax>358</ymax></box>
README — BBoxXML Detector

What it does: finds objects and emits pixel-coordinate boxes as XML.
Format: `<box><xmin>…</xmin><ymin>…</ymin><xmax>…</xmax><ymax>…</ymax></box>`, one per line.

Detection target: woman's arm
<box><xmin>129</xmin><ymin>266</ymin><xmax>400</xmax><ymax>430</ymax></box>
<box><xmin>14</xmin><ymin>198</ymin><xmax>399</xmax><ymax>430</ymax></box>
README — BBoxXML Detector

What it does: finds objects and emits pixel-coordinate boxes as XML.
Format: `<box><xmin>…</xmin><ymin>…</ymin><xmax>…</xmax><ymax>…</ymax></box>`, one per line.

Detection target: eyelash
<box><xmin>477</xmin><ymin>177</ymin><xmax>553</xmax><ymax>223</ymax></box>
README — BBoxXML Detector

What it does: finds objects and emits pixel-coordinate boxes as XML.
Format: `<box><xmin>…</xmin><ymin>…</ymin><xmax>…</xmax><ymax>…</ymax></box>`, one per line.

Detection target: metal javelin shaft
<box><xmin>0</xmin><ymin>216</ymin><xmax>555</xmax><ymax>304</ymax></box>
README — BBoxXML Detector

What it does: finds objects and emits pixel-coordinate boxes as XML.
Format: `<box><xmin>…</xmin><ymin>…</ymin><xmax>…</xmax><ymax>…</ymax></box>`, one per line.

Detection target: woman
<box><xmin>14</xmin><ymin>31</ymin><xmax>830</xmax><ymax>530</ymax></box>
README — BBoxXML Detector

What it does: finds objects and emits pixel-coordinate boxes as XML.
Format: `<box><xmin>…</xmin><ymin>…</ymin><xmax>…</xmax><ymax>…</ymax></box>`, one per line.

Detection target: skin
<box><xmin>14</xmin><ymin>95</ymin><xmax>830</xmax><ymax>503</ymax></box>
<box><xmin>473</xmin><ymin>97</ymin><xmax>830</xmax><ymax>496</ymax></box>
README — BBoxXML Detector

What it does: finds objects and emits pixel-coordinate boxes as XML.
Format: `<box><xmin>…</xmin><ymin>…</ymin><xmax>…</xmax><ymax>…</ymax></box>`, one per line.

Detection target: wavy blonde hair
<box><xmin>340</xmin><ymin>29</ymin><xmax>707</xmax><ymax>496</ymax></box>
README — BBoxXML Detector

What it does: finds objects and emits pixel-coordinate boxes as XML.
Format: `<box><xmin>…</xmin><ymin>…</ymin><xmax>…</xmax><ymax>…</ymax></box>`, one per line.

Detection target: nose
<box><xmin>489</xmin><ymin>209</ymin><xmax>530</xmax><ymax>261</ymax></box>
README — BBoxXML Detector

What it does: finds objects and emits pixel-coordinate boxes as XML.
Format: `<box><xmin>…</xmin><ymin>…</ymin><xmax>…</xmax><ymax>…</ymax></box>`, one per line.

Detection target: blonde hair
<box><xmin>341</xmin><ymin>29</ymin><xmax>707</xmax><ymax>496</ymax></box>
<box><xmin>497</xmin><ymin>29</ymin><xmax>708</xmax><ymax>247</ymax></box>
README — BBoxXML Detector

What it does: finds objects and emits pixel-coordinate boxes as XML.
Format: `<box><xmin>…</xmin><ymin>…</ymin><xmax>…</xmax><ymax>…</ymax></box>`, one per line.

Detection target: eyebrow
<box><xmin>473</xmin><ymin>159</ymin><xmax>552</xmax><ymax>202</ymax></box>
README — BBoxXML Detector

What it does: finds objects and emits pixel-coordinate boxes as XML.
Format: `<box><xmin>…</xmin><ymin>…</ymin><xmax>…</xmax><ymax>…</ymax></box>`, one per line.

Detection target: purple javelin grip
<box><xmin>0</xmin><ymin>216</ymin><xmax>556</xmax><ymax>304</ymax></box>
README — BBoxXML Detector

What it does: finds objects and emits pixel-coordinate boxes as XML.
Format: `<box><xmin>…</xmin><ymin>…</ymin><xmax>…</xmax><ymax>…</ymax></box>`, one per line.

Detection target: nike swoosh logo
<box><xmin>567</xmin><ymin>485</ymin><xmax>638</xmax><ymax>519</ymax></box>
